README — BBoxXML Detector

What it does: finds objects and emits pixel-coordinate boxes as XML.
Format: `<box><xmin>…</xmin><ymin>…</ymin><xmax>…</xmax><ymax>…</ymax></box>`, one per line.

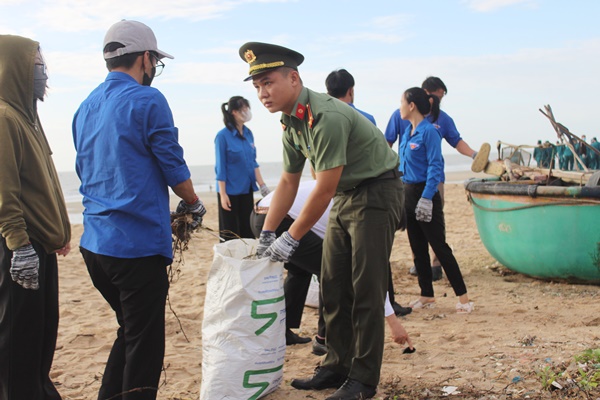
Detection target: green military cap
<box><xmin>239</xmin><ymin>42</ymin><xmax>304</xmax><ymax>81</ymax></box>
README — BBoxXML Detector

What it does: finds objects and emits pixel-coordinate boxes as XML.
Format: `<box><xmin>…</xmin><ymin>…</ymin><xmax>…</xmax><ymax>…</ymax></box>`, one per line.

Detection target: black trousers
<box><xmin>250</xmin><ymin>211</ymin><xmax>326</xmax><ymax>338</ymax></box>
<box><xmin>217</xmin><ymin>191</ymin><xmax>255</xmax><ymax>241</ymax></box>
<box><xmin>0</xmin><ymin>238</ymin><xmax>61</xmax><ymax>400</ymax></box>
<box><xmin>404</xmin><ymin>183</ymin><xmax>467</xmax><ymax>298</ymax></box>
<box><xmin>80</xmin><ymin>248</ymin><xmax>169</xmax><ymax>400</ymax></box>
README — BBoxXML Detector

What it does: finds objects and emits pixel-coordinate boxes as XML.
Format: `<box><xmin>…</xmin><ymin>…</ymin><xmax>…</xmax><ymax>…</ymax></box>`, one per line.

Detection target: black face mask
<box><xmin>142</xmin><ymin>66</ymin><xmax>156</xmax><ymax>86</ymax></box>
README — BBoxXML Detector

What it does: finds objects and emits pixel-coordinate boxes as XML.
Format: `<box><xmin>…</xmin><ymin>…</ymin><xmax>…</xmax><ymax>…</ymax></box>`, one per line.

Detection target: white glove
<box><xmin>415</xmin><ymin>198</ymin><xmax>433</xmax><ymax>223</ymax></box>
<box><xmin>263</xmin><ymin>231</ymin><xmax>300</xmax><ymax>262</ymax></box>
<box><xmin>257</xmin><ymin>231</ymin><xmax>277</xmax><ymax>257</ymax></box>
<box><xmin>10</xmin><ymin>244</ymin><xmax>40</xmax><ymax>290</ymax></box>
<box><xmin>259</xmin><ymin>184</ymin><xmax>270</xmax><ymax>197</ymax></box>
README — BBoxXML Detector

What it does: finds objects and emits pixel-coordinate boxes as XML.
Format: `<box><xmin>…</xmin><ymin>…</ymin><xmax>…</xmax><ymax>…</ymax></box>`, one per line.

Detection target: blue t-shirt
<box><xmin>385</xmin><ymin>108</ymin><xmax>462</xmax><ymax>182</ymax></box>
<box><xmin>214</xmin><ymin>125</ymin><xmax>260</xmax><ymax>195</ymax></box>
<box><xmin>72</xmin><ymin>72</ymin><xmax>190</xmax><ymax>261</ymax></box>
<box><xmin>348</xmin><ymin>103</ymin><xmax>376</xmax><ymax>126</ymax></box>
<box><xmin>399</xmin><ymin>119</ymin><xmax>443</xmax><ymax>200</ymax></box>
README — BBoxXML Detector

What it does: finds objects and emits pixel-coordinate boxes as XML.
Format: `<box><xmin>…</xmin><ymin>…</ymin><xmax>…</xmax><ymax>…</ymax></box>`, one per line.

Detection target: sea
<box><xmin>58</xmin><ymin>153</ymin><xmax>473</xmax><ymax>224</ymax></box>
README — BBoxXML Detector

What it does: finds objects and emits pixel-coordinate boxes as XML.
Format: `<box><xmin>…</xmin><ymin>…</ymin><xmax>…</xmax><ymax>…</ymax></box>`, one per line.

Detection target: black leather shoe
<box><xmin>312</xmin><ymin>338</ymin><xmax>328</xmax><ymax>356</ymax></box>
<box><xmin>432</xmin><ymin>266</ymin><xmax>443</xmax><ymax>281</ymax></box>
<box><xmin>286</xmin><ymin>329</ymin><xmax>311</xmax><ymax>345</ymax></box>
<box><xmin>392</xmin><ymin>302</ymin><xmax>412</xmax><ymax>317</ymax></box>
<box><xmin>325</xmin><ymin>378</ymin><xmax>377</xmax><ymax>400</ymax></box>
<box><xmin>291</xmin><ymin>366</ymin><xmax>346</xmax><ymax>390</ymax></box>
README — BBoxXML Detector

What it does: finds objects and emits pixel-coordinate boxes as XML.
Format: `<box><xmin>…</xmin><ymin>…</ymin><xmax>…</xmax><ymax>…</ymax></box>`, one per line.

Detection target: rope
<box><xmin>466</xmin><ymin>192</ymin><xmax>600</xmax><ymax>212</ymax></box>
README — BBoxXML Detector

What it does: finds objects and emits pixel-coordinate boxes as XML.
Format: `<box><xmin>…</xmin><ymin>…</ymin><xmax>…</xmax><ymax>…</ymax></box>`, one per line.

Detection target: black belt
<box><xmin>340</xmin><ymin>169</ymin><xmax>402</xmax><ymax>194</ymax></box>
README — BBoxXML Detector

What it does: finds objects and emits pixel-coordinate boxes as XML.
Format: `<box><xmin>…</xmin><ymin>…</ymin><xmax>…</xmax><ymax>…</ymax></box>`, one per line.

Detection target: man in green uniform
<box><xmin>238</xmin><ymin>42</ymin><xmax>405</xmax><ymax>399</ymax></box>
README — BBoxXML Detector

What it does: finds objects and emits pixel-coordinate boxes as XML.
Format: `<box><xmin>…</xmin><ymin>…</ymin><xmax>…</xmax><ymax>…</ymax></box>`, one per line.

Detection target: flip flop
<box><xmin>456</xmin><ymin>301</ymin><xmax>475</xmax><ymax>314</ymax></box>
<box><xmin>471</xmin><ymin>143</ymin><xmax>491</xmax><ymax>173</ymax></box>
<box><xmin>409</xmin><ymin>299</ymin><xmax>435</xmax><ymax>309</ymax></box>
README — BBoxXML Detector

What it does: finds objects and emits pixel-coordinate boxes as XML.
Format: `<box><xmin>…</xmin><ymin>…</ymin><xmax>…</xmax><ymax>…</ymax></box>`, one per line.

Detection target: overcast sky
<box><xmin>2</xmin><ymin>0</ymin><xmax>598</xmax><ymax>172</ymax></box>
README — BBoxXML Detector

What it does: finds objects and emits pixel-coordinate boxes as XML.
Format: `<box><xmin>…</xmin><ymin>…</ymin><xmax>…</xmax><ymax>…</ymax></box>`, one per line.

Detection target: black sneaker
<box><xmin>312</xmin><ymin>338</ymin><xmax>328</xmax><ymax>356</ymax></box>
<box><xmin>325</xmin><ymin>378</ymin><xmax>377</xmax><ymax>400</ymax></box>
<box><xmin>392</xmin><ymin>302</ymin><xmax>412</xmax><ymax>317</ymax></box>
<box><xmin>286</xmin><ymin>329</ymin><xmax>311</xmax><ymax>345</ymax></box>
<box><xmin>291</xmin><ymin>366</ymin><xmax>346</xmax><ymax>390</ymax></box>
<box><xmin>432</xmin><ymin>266</ymin><xmax>443</xmax><ymax>281</ymax></box>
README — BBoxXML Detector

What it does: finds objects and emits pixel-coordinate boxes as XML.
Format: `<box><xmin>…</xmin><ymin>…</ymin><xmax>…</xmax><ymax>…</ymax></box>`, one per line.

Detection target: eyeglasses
<box><xmin>150</xmin><ymin>54</ymin><xmax>165</xmax><ymax>77</ymax></box>
<box><xmin>34</xmin><ymin>63</ymin><xmax>47</xmax><ymax>77</ymax></box>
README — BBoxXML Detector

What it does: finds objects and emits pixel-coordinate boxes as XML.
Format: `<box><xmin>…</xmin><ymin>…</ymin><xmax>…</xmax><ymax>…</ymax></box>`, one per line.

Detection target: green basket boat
<box><xmin>465</xmin><ymin>178</ymin><xmax>600</xmax><ymax>283</ymax></box>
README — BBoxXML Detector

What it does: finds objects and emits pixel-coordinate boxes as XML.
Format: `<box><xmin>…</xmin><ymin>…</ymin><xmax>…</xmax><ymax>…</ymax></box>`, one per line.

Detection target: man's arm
<box><xmin>172</xmin><ymin>178</ymin><xmax>197</xmax><ymax>203</ymax></box>
<box><xmin>263</xmin><ymin>171</ymin><xmax>302</xmax><ymax>232</ymax></box>
<box><xmin>287</xmin><ymin>166</ymin><xmax>342</xmax><ymax>241</ymax></box>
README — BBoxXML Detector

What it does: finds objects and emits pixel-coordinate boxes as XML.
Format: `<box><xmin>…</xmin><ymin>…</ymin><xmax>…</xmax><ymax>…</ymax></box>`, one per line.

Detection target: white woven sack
<box><xmin>200</xmin><ymin>239</ymin><xmax>286</xmax><ymax>400</ymax></box>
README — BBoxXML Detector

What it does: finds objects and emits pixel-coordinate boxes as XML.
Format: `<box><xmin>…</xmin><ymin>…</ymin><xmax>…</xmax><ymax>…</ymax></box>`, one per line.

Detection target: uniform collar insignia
<box><xmin>295</xmin><ymin>103</ymin><xmax>306</xmax><ymax>120</ymax></box>
<box><xmin>281</xmin><ymin>123</ymin><xmax>287</xmax><ymax>130</ymax></box>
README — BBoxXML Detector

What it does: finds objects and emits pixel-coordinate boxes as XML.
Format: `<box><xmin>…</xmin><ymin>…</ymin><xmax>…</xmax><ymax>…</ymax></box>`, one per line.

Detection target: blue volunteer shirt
<box><xmin>72</xmin><ymin>72</ymin><xmax>190</xmax><ymax>261</ymax></box>
<box><xmin>214</xmin><ymin>125</ymin><xmax>260</xmax><ymax>195</ymax></box>
<box><xmin>399</xmin><ymin>119</ymin><xmax>443</xmax><ymax>200</ymax></box>
<box><xmin>385</xmin><ymin>108</ymin><xmax>462</xmax><ymax>182</ymax></box>
<box><xmin>348</xmin><ymin>103</ymin><xmax>376</xmax><ymax>125</ymax></box>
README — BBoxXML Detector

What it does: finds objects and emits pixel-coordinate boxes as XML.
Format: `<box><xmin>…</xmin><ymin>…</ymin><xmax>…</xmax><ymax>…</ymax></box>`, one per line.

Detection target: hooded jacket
<box><xmin>0</xmin><ymin>35</ymin><xmax>71</xmax><ymax>253</ymax></box>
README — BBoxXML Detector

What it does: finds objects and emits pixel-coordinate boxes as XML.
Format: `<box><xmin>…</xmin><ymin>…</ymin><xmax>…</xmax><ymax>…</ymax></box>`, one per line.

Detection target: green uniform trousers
<box><xmin>321</xmin><ymin>177</ymin><xmax>404</xmax><ymax>386</ymax></box>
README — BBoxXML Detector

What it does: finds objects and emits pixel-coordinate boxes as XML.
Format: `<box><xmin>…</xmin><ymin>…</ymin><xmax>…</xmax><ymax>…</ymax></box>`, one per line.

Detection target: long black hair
<box><xmin>221</xmin><ymin>96</ymin><xmax>250</xmax><ymax>129</ymax></box>
<box><xmin>404</xmin><ymin>87</ymin><xmax>440</xmax><ymax>123</ymax></box>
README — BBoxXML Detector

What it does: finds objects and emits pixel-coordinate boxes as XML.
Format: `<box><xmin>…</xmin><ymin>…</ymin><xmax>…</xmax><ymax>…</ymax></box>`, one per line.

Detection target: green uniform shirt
<box><xmin>280</xmin><ymin>87</ymin><xmax>399</xmax><ymax>192</ymax></box>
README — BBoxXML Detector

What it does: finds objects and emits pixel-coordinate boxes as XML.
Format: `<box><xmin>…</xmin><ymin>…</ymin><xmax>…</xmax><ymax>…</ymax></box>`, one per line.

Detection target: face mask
<box><xmin>34</xmin><ymin>49</ymin><xmax>48</xmax><ymax>101</ymax></box>
<box><xmin>240</xmin><ymin>108</ymin><xmax>252</xmax><ymax>122</ymax></box>
<box><xmin>142</xmin><ymin>67</ymin><xmax>155</xmax><ymax>86</ymax></box>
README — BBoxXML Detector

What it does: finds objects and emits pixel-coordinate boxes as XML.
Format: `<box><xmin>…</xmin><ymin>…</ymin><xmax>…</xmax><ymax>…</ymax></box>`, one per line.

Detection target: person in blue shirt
<box><xmin>325</xmin><ymin>68</ymin><xmax>376</xmax><ymax>125</ymax></box>
<box><xmin>72</xmin><ymin>20</ymin><xmax>206</xmax><ymax>400</ymax></box>
<box><xmin>215</xmin><ymin>96</ymin><xmax>269</xmax><ymax>240</ymax></box>
<box><xmin>386</xmin><ymin>76</ymin><xmax>480</xmax><ymax>281</ymax></box>
<box><xmin>399</xmin><ymin>87</ymin><xmax>474</xmax><ymax>314</ymax></box>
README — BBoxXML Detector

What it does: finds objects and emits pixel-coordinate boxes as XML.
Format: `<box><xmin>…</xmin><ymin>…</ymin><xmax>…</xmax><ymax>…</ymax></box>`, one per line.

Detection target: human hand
<box><xmin>263</xmin><ymin>231</ymin><xmax>299</xmax><ymax>262</ymax></box>
<box><xmin>10</xmin><ymin>244</ymin><xmax>40</xmax><ymax>290</ymax></box>
<box><xmin>219</xmin><ymin>193</ymin><xmax>231</xmax><ymax>211</ymax></box>
<box><xmin>256</xmin><ymin>231</ymin><xmax>276</xmax><ymax>257</ymax></box>
<box><xmin>177</xmin><ymin>196</ymin><xmax>207</xmax><ymax>225</ymax></box>
<box><xmin>387</xmin><ymin>316</ymin><xmax>412</xmax><ymax>347</ymax></box>
<box><xmin>415</xmin><ymin>197</ymin><xmax>433</xmax><ymax>222</ymax></box>
<box><xmin>55</xmin><ymin>242</ymin><xmax>71</xmax><ymax>257</ymax></box>
<box><xmin>259</xmin><ymin>184</ymin><xmax>270</xmax><ymax>197</ymax></box>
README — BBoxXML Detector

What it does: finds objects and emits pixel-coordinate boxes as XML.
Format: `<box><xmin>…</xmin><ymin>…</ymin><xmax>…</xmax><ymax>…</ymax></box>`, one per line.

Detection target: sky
<box><xmin>1</xmin><ymin>0</ymin><xmax>599</xmax><ymax>172</ymax></box>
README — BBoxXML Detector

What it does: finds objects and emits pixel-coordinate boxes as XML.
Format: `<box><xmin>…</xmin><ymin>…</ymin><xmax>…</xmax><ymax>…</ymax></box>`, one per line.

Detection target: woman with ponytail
<box><xmin>399</xmin><ymin>87</ymin><xmax>474</xmax><ymax>314</ymax></box>
<box><xmin>215</xmin><ymin>96</ymin><xmax>269</xmax><ymax>240</ymax></box>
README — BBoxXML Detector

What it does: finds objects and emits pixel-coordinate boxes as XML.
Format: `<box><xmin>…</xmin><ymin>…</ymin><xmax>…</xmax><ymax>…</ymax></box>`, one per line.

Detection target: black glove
<box><xmin>257</xmin><ymin>231</ymin><xmax>276</xmax><ymax>257</ymax></box>
<box><xmin>10</xmin><ymin>244</ymin><xmax>40</xmax><ymax>290</ymax></box>
<box><xmin>263</xmin><ymin>231</ymin><xmax>300</xmax><ymax>262</ymax></box>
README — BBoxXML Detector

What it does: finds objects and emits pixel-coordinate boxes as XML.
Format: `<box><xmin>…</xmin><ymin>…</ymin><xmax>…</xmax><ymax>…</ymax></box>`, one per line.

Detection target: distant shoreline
<box><xmin>65</xmin><ymin>169</ymin><xmax>484</xmax><ymax>225</ymax></box>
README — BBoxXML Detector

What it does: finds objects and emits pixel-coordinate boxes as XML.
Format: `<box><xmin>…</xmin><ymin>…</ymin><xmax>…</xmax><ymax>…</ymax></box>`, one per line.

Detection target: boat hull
<box><xmin>465</xmin><ymin>179</ymin><xmax>600</xmax><ymax>283</ymax></box>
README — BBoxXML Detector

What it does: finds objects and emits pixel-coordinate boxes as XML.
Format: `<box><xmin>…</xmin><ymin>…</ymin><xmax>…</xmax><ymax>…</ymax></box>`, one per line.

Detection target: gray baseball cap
<box><xmin>103</xmin><ymin>20</ymin><xmax>174</xmax><ymax>60</ymax></box>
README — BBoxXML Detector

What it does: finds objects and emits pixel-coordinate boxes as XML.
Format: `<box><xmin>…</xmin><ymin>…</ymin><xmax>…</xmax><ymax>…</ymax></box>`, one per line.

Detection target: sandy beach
<box><xmin>50</xmin><ymin>173</ymin><xmax>600</xmax><ymax>399</ymax></box>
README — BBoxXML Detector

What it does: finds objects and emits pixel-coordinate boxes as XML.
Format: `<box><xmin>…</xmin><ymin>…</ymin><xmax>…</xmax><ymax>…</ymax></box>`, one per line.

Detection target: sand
<box><xmin>50</xmin><ymin>177</ymin><xmax>600</xmax><ymax>399</ymax></box>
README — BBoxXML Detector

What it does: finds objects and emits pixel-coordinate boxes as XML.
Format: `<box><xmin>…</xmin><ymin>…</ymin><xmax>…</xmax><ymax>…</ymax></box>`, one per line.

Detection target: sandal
<box><xmin>456</xmin><ymin>302</ymin><xmax>475</xmax><ymax>314</ymax></box>
<box><xmin>409</xmin><ymin>299</ymin><xmax>435</xmax><ymax>309</ymax></box>
<box><xmin>471</xmin><ymin>143</ymin><xmax>491</xmax><ymax>173</ymax></box>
